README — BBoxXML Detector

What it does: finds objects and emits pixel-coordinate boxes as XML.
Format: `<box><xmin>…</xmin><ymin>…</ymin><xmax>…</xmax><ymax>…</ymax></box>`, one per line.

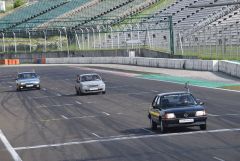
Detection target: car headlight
<box><xmin>99</xmin><ymin>84</ymin><xmax>105</xmax><ymax>87</ymax></box>
<box><xmin>163</xmin><ymin>113</ymin><xmax>176</xmax><ymax>119</ymax></box>
<box><xmin>195</xmin><ymin>110</ymin><xmax>206</xmax><ymax>116</ymax></box>
<box><xmin>20</xmin><ymin>82</ymin><xmax>26</xmax><ymax>85</ymax></box>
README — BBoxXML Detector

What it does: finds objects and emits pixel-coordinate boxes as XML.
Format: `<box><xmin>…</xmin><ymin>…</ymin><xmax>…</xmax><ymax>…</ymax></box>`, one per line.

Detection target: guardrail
<box><xmin>46</xmin><ymin>57</ymin><xmax>240</xmax><ymax>78</ymax></box>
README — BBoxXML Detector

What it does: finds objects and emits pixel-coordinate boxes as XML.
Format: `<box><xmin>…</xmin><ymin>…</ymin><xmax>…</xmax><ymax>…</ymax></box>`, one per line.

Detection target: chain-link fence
<box><xmin>176</xmin><ymin>13</ymin><xmax>240</xmax><ymax>60</ymax></box>
<box><xmin>0</xmin><ymin>15</ymin><xmax>174</xmax><ymax>55</ymax></box>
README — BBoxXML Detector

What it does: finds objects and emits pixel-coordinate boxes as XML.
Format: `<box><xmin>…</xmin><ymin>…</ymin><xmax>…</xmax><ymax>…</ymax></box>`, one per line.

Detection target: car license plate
<box><xmin>179</xmin><ymin>119</ymin><xmax>194</xmax><ymax>123</ymax></box>
<box><xmin>89</xmin><ymin>88</ymin><xmax>98</xmax><ymax>91</ymax></box>
<box><xmin>26</xmin><ymin>84</ymin><xmax>33</xmax><ymax>87</ymax></box>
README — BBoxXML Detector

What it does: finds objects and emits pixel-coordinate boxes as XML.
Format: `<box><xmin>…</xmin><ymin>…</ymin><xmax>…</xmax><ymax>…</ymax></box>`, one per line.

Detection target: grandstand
<box><xmin>0</xmin><ymin>0</ymin><xmax>239</xmax><ymax>59</ymax></box>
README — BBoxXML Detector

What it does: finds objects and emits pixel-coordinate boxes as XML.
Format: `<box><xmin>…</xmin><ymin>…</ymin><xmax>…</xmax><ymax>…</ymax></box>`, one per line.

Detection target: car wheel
<box><xmin>37</xmin><ymin>86</ymin><xmax>41</xmax><ymax>90</ymax></box>
<box><xmin>76</xmin><ymin>87</ymin><xmax>79</xmax><ymax>95</ymax></box>
<box><xmin>102</xmin><ymin>91</ymin><xmax>106</xmax><ymax>94</ymax></box>
<box><xmin>200</xmin><ymin>124</ymin><xmax>207</xmax><ymax>130</ymax></box>
<box><xmin>17</xmin><ymin>85</ymin><xmax>21</xmax><ymax>91</ymax></box>
<box><xmin>150</xmin><ymin>118</ymin><xmax>157</xmax><ymax>130</ymax></box>
<box><xmin>78</xmin><ymin>88</ymin><xmax>83</xmax><ymax>96</ymax></box>
<box><xmin>160</xmin><ymin>120</ymin><xmax>167</xmax><ymax>133</ymax></box>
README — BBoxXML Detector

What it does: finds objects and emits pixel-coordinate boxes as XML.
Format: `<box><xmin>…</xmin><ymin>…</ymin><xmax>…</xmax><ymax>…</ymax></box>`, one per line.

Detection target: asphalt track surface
<box><xmin>0</xmin><ymin>65</ymin><xmax>239</xmax><ymax>161</ymax></box>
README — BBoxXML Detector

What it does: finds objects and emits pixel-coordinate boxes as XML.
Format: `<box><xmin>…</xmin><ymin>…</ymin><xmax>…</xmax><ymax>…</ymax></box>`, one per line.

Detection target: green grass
<box><xmin>176</xmin><ymin>45</ymin><xmax>240</xmax><ymax>60</ymax></box>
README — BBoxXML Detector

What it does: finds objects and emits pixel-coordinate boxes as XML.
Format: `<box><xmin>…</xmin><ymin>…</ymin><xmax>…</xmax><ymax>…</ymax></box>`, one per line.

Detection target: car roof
<box><xmin>157</xmin><ymin>91</ymin><xmax>191</xmax><ymax>96</ymax></box>
<box><xmin>18</xmin><ymin>72</ymin><xmax>36</xmax><ymax>75</ymax></box>
<box><xmin>80</xmin><ymin>73</ymin><xmax>99</xmax><ymax>76</ymax></box>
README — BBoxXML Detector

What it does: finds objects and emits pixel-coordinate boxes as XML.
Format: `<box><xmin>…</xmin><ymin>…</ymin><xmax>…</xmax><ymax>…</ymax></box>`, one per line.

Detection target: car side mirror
<box><xmin>196</xmin><ymin>99</ymin><xmax>204</xmax><ymax>105</ymax></box>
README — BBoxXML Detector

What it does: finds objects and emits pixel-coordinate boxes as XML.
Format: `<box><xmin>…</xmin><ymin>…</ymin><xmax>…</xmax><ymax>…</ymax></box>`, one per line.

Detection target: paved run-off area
<box><xmin>0</xmin><ymin>65</ymin><xmax>239</xmax><ymax>161</ymax></box>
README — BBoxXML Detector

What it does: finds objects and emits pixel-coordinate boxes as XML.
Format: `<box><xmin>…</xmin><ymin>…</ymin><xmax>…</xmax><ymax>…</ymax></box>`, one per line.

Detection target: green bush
<box><xmin>14</xmin><ymin>0</ymin><xmax>24</xmax><ymax>8</ymax></box>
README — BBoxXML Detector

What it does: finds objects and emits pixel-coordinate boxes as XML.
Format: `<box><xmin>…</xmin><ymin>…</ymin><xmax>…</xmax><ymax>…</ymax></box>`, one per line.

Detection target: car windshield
<box><xmin>18</xmin><ymin>73</ymin><xmax>37</xmax><ymax>79</ymax></box>
<box><xmin>81</xmin><ymin>75</ymin><xmax>101</xmax><ymax>82</ymax></box>
<box><xmin>161</xmin><ymin>93</ymin><xmax>197</xmax><ymax>109</ymax></box>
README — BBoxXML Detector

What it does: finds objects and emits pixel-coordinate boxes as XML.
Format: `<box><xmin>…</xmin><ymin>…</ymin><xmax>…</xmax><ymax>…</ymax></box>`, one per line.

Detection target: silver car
<box><xmin>75</xmin><ymin>73</ymin><xmax>106</xmax><ymax>95</ymax></box>
<box><xmin>16</xmin><ymin>72</ymin><xmax>41</xmax><ymax>91</ymax></box>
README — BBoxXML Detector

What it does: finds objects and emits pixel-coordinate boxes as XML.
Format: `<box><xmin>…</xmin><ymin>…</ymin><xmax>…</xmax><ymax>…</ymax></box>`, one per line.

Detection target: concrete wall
<box><xmin>46</xmin><ymin>57</ymin><xmax>240</xmax><ymax>78</ymax></box>
<box><xmin>218</xmin><ymin>61</ymin><xmax>240</xmax><ymax>78</ymax></box>
<box><xmin>46</xmin><ymin>57</ymin><xmax>219</xmax><ymax>72</ymax></box>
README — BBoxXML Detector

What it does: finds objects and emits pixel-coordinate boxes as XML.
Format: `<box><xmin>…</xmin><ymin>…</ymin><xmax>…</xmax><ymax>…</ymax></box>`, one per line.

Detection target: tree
<box><xmin>14</xmin><ymin>0</ymin><xmax>24</xmax><ymax>8</ymax></box>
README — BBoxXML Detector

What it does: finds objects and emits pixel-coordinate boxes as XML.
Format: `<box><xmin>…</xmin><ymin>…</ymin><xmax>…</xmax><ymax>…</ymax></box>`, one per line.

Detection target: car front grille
<box><xmin>88</xmin><ymin>85</ymin><xmax>98</xmax><ymax>88</ymax></box>
<box><xmin>175</xmin><ymin>112</ymin><xmax>196</xmax><ymax>118</ymax></box>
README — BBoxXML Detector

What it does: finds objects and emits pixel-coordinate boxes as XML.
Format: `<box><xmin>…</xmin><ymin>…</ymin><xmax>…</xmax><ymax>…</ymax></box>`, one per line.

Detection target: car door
<box><xmin>150</xmin><ymin>96</ymin><xmax>161</xmax><ymax>123</ymax></box>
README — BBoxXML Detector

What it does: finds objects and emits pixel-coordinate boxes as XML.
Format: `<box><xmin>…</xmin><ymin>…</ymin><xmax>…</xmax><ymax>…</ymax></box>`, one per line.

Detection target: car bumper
<box><xmin>162</xmin><ymin>117</ymin><xmax>207</xmax><ymax>128</ymax></box>
<box><xmin>19</xmin><ymin>84</ymin><xmax>40</xmax><ymax>89</ymax></box>
<box><xmin>81</xmin><ymin>88</ymin><xmax>105</xmax><ymax>93</ymax></box>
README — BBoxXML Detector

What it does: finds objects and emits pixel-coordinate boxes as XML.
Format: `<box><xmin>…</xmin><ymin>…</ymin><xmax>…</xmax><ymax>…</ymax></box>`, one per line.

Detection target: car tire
<box><xmin>150</xmin><ymin>118</ymin><xmax>157</xmax><ymax>130</ymax></box>
<box><xmin>78</xmin><ymin>88</ymin><xmax>83</xmax><ymax>96</ymax></box>
<box><xmin>76</xmin><ymin>87</ymin><xmax>79</xmax><ymax>95</ymax></box>
<box><xmin>102</xmin><ymin>91</ymin><xmax>106</xmax><ymax>94</ymax></box>
<box><xmin>17</xmin><ymin>85</ymin><xmax>21</xmax><ymax>91</ymax></box>
<box><xmin>160</xmin><ymin>120</ymin><xmax>167</xmax><ymax>133</ymax></box>
<box><xmin>37</xmin><ymin>86</ymin><xmax>41</xmax><ymax>90</ymax></box>
<box><xmin>200</xmin><ymin>124</ymin><xmax>207</xmax><ymax>130</ymax></box>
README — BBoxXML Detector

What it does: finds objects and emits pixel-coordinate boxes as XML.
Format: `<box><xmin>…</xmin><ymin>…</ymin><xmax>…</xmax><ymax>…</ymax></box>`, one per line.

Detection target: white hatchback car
<box><xmin>75</xmin><ymin>73</ymin><xmax>106</xmax><ymax>95</ymax></box>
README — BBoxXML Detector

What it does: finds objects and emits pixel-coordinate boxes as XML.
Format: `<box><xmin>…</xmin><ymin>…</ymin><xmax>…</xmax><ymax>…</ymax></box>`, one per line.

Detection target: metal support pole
<box><xmin>13</xmin><ymin>32</ymin><xmax>17</xmax><ymax>53</ymax></box>
<box><xmin>169</xmin><ymin>16</ymin><xmax>175</xmax><ymax>55</ymax></box>
<box><xmin>2</xmin><ymin>33</ymin><xmax>5</xmax><ymax>52</ymax></box>
<box><xmin>80</xmin><ymin>28</ymin><xmax>84</xmax><ymax>50</ymax></box>
<box><xmin>63</xmin><ymin>27</ymin><xmax>69</xmax><ymax>57</ymax></box>
<box><xmin>91</xmin><ymin>27</ymin><xmax>95</xmax><ymax>49</ymax></box>
<box><xmin>86</xmin><ymin>28</ymin><xmax>90</xmax><ymax>49</ymax></box>
<box><xmin>109</xmin><ymin>26</ymin><xmax>113</xmax><ymax>49</ymax></box>
<box><xmin>74</xmin><ymin>30</ymin><xmax>81</xmax><ymax>50</ymax></box>
<box><xmin>98</xmin><ymin>27</ymin><xmax>101</xmax><ymax>49</ymax></box>
<box><xmin>28</xmin><ymin>31</ymin><xmax>31</xmax><ymax>53</ymax></box>
<box><xmin>43</xmin><ymin>31</ymin><xmax>47</xmax><ymax>52</ymax></box>
<box><xmin>58</xmin><ymin>29</ymin><xmax>63</xmax><ymax>51</ymax></box>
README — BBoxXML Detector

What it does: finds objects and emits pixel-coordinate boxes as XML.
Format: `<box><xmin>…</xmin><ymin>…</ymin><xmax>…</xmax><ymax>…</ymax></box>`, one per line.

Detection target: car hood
<box><xmin>17</xmin><ymin>78</ymin><xmax>40</xmax><ymax>83</ymax></box>
<box><xmin>164</xmin><ymin>105</ymin><xmax>205</xmax><ymax>113</ymax></box>
<box><xmin>81</xmin><ymin>80</ymin><xmax>104</xmax><ymax>86</ymax></box>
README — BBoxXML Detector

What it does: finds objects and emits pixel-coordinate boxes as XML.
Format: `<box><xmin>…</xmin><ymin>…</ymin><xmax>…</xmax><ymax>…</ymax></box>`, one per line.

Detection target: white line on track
<box><xmin>102</xmin><ymin>112</ymin><xmax>110</xmax><ymax>116</ymax></box>
<box><xmin>75</xmin><ymin>101</ymin><xmax>82</xmax><ymax>105</ymax></box>
<box><xmin>208</xmin><ymin>113</ymin><xmax>240</xmax><ymax>117</ymax></box>
<box><xmin>56</xmin><ymin>93</ymin><xmax>62</xmax><ymax>96</ymax></box>
<box><xmin>213</xmin><ymin>156</ymin><xmax>225</xmax><ymax>161</ymax></box>
<box><xmin>0</xmin><ymin>129</ymin><xmax>22</xmax><ymax>161</ymax></box>
<box><xmin>61</xmin><ymin>115</ymin><xmax>68</xmax><ymax>119</ymax></box>
<box><xmin>13</xmin><ymin>128</ymin><xmax>240</xmax><ymax>151</ymax></box>
<box><xmin>40</xmin><ymin>115</ymin><xmax>96</xmax><ymax>122</ymax></box>
<box><xmin>91</xmin><ymin>133</ymin><xmax>101</xmax><ymax>138</ymax></box>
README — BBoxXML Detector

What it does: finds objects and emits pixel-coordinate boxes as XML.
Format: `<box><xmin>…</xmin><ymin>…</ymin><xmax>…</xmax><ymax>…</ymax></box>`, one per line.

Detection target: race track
<box><xmin>0</xmin><ymin>65</ymin><xmax>239</xmax><ymax>161</ymax></box>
